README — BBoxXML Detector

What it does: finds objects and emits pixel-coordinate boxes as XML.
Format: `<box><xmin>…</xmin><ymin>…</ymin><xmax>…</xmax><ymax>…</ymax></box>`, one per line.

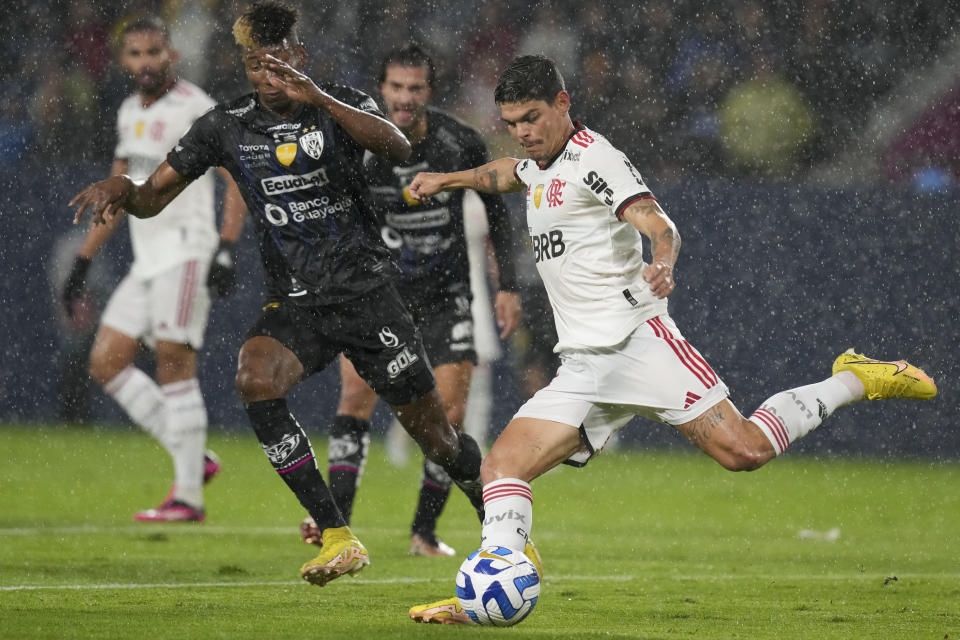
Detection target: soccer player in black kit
<box><xmin>300</xmin><ymin>44</ymin><xmax>522</xmax><ymax>557</ymax></box>
<box><xmin>69</xmin><ymin>1</ymin><xmax>486</xmax><ymax>588</ymax></box>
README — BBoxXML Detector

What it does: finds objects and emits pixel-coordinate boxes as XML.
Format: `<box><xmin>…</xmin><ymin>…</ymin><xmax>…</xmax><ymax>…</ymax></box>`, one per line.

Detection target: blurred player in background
<box><xmin>62</xmin><ymin>15</ymin><xmax>246</xmax><ymax>523</ymax></box>
<box><xmin>69</xmin><ymin>1</ymin><xmax>489</xmax><ymax>588</ymax></box>
<box><xmin>405</xmin><ymin>55</ymin><xmax>938</xmax><ymax>624</ymax></box>
<box><xmin>300</xmin><ymin>44</ymin><xmax>521</xmax><ymax>557</ymax></box>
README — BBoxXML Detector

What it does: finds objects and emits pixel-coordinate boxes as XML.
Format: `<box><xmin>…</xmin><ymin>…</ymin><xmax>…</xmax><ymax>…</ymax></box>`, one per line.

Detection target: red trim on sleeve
<box><xmin>513</xmin><ymin>160</ymin><xmax>523</xmax><ymax>183</ymax></box>
<box><xmin>615</xmin><ymin>193</ymin><xmax>656</xmax><ymax>220</ymax></box>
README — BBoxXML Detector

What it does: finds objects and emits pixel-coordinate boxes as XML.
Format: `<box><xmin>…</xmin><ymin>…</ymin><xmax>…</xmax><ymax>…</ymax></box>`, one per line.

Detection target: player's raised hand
<box><xmin>69</xmin><ymin>175</ymin><xmax>134</xmax><ymax>226</ymax></box>
<box><xmin>642</xmin><ymin>260</ymin><xmax>676</xmax><ymax>299</ymax></box>
<box><xmin>407</xmin><ymin>172</ymin><xmax>447</xmax><ymax>201</ymax></box>
<box><xmin>259</xmin><ymin>53</ymin><xmax>321</xmax><ymax>104</ymax></box>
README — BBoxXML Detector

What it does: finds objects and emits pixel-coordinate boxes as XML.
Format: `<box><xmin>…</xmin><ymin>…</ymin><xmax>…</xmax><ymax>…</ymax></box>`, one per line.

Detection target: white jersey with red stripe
<box><xmin>114</xmin><ymin>79</ymin><xmax>218</xmax><ymax>278</ymax></box>
<box><xmin>513</xmin><ymin>123</ymin><xmax>667</xmax><ymax>352</ymax></box>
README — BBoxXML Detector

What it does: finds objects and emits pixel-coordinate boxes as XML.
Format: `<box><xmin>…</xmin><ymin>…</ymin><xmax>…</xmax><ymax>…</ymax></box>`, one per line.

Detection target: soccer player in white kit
<box><xmin>61</xmin><ymin>16</ymin><xmax>246</xmax><ymax>522</ymax></box>
<box><xmin>405</xmin><ymin>55</ymin><xmax>938</xmax><ymax>624</ymax></box>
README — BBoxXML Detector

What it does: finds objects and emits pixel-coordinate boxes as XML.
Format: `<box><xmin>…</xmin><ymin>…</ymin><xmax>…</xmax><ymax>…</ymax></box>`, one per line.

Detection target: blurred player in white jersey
<box><xmin>62</xmin><ymin>16</ymin><xmax>246</xmax><ymax>523</ymax></box>
<box><xmin>404</xmin><ymin>55</ymin><xmax>938</xmax><ymax>624</ymax></box>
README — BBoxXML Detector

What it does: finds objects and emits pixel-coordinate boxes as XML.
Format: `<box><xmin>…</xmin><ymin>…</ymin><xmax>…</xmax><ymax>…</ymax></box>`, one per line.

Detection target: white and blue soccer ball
<box><xmin>455</xmin><ymin>545</ymin><xmax>540</xmax><ymax>626</ymax></box>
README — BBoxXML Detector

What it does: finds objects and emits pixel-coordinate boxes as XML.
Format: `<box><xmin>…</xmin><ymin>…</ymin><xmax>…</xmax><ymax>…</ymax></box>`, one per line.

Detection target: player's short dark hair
<box><xmin>121</xmin><ymin>15</ymin><xmax>170</xmax><ymax>45</ymax></box>
<box><xmin>234</xmin><ymin>1</ymin><xmax>300</xmax><ymax>48</ymax></box>
<box><xmin>494</xmin><ymin>55</ymin><xmax>566</xmax><ymax>105</ymax></box>
<box><xmin>378</xmin><ymin>43</ymin><xmax>436</xmax><ymax>89</ymax></box>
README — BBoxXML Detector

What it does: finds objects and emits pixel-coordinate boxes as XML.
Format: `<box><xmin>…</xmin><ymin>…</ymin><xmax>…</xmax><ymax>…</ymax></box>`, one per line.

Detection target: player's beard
<box><xmin>137</xmin><ymin>70</ymin><xmax>170</xmax><ymax>98</ymax></box>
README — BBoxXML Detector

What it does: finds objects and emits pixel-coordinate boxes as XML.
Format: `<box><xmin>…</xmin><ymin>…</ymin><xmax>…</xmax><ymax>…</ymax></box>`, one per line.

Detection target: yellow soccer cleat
<box><xmin>300</xmin><ymin>525</ymin><xmax>369</xmax><ymax>587</ymax></box>
<box><xmin>833</xmin><ymin>348</ymin><xmax>937</xmax><ymax>401</ymax></box>
<box><xmin>409</xmin><ymin>596</ymin><xmax>475</xmax><ymax>625</ymax></box>
<box><xmin>524</xmin><ymin>539</ymin><xmax>544</xmax><ymax>579</ymax></box>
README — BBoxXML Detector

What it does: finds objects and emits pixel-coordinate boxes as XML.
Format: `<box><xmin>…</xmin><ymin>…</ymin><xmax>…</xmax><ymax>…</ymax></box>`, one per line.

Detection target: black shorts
<box><xmin>402</xmin><ymin>284</ymin><xmax>477</xmax><ymax>367</ymax></box>
<box><xmin>246</xmin><ymin>284</ymin><xmax>435</xmax><ymax>406</ymax></box>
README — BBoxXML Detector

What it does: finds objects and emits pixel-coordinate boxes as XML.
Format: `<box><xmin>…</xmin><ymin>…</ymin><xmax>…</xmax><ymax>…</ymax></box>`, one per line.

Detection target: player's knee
<box><xmin>419</xmin><ymin>433</ymin><xmax>459</xmax><ymax>466</ymax></box>
<box><xmin>338</xmin><ymin>382</ymin><xmax>376</xmax><ymax>415</ymax></box>
<box><xmin>88</xmin><ymin>350</ymin><xmax>118</xmax><ymax>386</ymax></box>
<box><xmin>480</xmin><ymin>449</ymin><xmax>513</xmax><ymax>484</ymax></box>
<box><xmin>715</xmin><ymin>441</ymin><xmax>769</xmax><ymax>472</ymax></box>
<box><xmin>235</xmin><ymin>364</ymin><xmax>280</xmax><ymax>403</ymax></box>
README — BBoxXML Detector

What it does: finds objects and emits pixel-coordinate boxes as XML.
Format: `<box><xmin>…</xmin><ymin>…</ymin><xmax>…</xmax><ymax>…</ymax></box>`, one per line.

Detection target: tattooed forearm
<box><xmin>473</xmin><ymin>167</ymin><xmax>499</xmax><ymax>193</ymax></box>
<box><xmin>649</xmin><ymin>227</ymin><xmax>676</xmax><ymax>255</ymax></box>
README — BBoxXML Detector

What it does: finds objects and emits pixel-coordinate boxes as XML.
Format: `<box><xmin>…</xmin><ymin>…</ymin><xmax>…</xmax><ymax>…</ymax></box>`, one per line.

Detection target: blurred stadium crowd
<box><xmin>3</xmin><ymin>0</ymin><xmax>960</xmax><ymax>181</ymax></box>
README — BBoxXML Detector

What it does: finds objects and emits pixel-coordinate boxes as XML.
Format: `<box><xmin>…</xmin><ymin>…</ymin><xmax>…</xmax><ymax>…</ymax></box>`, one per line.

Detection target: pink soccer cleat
<box><xmin>134</xmin><ymin>500</ymin><xmax>205</xmax><ymax>522</ymax></box>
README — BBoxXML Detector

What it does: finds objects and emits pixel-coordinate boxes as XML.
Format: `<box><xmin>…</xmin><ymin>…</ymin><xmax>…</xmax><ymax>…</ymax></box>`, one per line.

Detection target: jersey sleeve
<box><xmin>326</xmin><ymin>84</ymin><xmax>386</xmax><ymax>118</ymax></box>
<box><xmin>464</xmin><ymin>130</ymin><xmax>521</xmax><ymax>292</ymax></box>
<box><xmin>580</xmin><ymin>143</ymin><xmax>654</xmax><ymax>220</ymax></box>
<box><xmin>166</xmin><ymin>108</ymin><xmax>226</xmax><ymax>180</ymax></box>
<box><xmin>514</xmin><ymin>158</ymin><xmax>534</xmax><ymax>185</ymax></box>
<box><xmin>113</xmin><ymin>100</ymin><xmax>129</xmax><ymax>160</ymax></box>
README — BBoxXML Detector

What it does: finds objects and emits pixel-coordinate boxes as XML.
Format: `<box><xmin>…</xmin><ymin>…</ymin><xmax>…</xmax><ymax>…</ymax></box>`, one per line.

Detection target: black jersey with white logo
<box><xmin>167</xmin><ymin>87</ymin><xmax>394</xmax><ymax>303</ymax></box>
<box><xmin>364</xmin><ymin>108</ymin><xmax>518</xmax><ymax>298</ymax></box>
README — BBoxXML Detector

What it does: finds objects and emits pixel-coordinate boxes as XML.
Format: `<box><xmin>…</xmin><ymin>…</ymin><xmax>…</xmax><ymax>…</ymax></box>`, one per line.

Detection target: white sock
<box><xmin>480</xmin><ymin>479</ymin><xmax>533</xmax><ymax>551</ymax></box>
<box><xmin>105</xmin><ymin>366</ymin><xmax>171</xmax><ymax>451</ymax></box>
<box><xmin>162</xmin><ymin>379</ymin><xmax>208</xmax><ymax>508</ymax></box>
<box><xmin>749</xmin><ymin>375</ymin><xmax>859</xmax><ymax>455</ymax></box>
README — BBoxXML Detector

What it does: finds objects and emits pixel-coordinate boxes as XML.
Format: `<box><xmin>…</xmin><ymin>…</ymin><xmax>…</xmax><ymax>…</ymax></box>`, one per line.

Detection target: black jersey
<box><xmin>167</xmin><ymin>87</ymin><xmax>394</xmax><ymax>303</ymax></box>
<box><xmin>364</xmin><ymin>108</ymin><xmax>518</xmax><ymax>299</ymax></box>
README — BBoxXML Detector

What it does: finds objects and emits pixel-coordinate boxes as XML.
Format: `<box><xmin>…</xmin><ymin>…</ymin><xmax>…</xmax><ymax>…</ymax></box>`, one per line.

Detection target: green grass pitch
<box><xmin>1</xmin><ymin>424</ymin><xmax>958</xmax><ymax>639</ymax></box>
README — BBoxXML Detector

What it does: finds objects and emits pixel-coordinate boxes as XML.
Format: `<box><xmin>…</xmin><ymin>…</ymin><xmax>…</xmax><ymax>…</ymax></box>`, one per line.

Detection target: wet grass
<box><xmin>1</xmin><ymin>424</ymin><xmax>958</xmax><ymax>639</ymax></box>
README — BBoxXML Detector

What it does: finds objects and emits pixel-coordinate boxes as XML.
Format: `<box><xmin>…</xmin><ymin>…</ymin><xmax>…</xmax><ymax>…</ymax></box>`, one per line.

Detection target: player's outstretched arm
<box><xmin>408</xmin><ymin>158</ymin><xmax>525</xmax><ymax>200</ymax></box>
<box><xmin>259</xmin><ymin>54</ymin><xmax>410</xmax><ymax>163</ymax></box>
<box><xmin>70</xmin><ymin>162</ymin><xmax>191</xmax><ymax>226</ymax></box>
<box><xmin>621</xmin><ymin>198</ymin><xmax>682</xmax><ymax>299</ymax></box>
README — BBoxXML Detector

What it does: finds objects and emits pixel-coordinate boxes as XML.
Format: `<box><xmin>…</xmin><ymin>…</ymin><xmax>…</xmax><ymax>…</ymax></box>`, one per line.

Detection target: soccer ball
<box><xmin>455</xmin><ymin>546</ymin><xmax>540</xmax><ymax>626</ymax></box>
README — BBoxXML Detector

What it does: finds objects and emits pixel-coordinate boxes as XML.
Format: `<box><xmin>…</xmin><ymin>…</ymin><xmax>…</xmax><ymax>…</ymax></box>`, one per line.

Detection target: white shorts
<box><xmin>513</xmin><ymin>315</ymin><xmax>729</xmax><ymax>466</ymax></box>
<box><xmin>101</xmin><ymin>259</ymin><xmax>211</xmax><ymax>350</ymax></box>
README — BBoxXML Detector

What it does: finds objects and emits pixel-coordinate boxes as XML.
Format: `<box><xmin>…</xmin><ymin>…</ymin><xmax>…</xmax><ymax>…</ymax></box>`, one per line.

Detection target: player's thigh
<box><xmin>236</xmin><ymin>335</ymin><xmax>305</xmax><ymax>401</ymax></box>
<box><xmin>483</xmin><ymin>417</ymin><xmax>583</xmax><ymax>484</ymax></box>
<box><xmin>148</xmin><ymin>260</ymin><xmax>211</xmax><ymax>351</ymax></box>
<box><xmin>154</xmin><ymin>340</ymin><xmax>198</xmax><ymax>385</ymax></box>
<box><xmin>99</xmin><ymin>272</ymin><xmax>150</xmax><ymax>348</ymax></box>
<box><xmin>337</xmin><ymin>354</ymin><xmax>378</xmax><ymax>417</ymax></box>
<box><xmin>433</xmin><ymin>360</ymin><xmax>473</xmax><ymax>427</ymax></box>
<box><xmin>239</xmin><ymin>301</ymin><xmax>326</xmax><ymax>401</ymax></box>
<box><xmin>88</xmin><ymin>324</ymin><xmax>140</xmax><ymax>384</ymax></box>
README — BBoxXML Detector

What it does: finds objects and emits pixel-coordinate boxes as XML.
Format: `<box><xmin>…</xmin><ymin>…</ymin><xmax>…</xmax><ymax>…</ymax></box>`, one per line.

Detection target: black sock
<box><xmin>411</xmin><ymin>459</ymin><xmax>451</xmax><ymax>538</ymax></box>
<box><xmin>245</xmin><ymin>399</ymin><xmax>346</xmax><ymax>532</ymax></box>
<box><xmin>443</xmin><ymin>432</ymin><xmax>484</xmax><ymax>521</ymax></box>
<box><xmin>327</xmin><ymin>415</ymin><xmax>370</xmax><ymax>524</ymax></box>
